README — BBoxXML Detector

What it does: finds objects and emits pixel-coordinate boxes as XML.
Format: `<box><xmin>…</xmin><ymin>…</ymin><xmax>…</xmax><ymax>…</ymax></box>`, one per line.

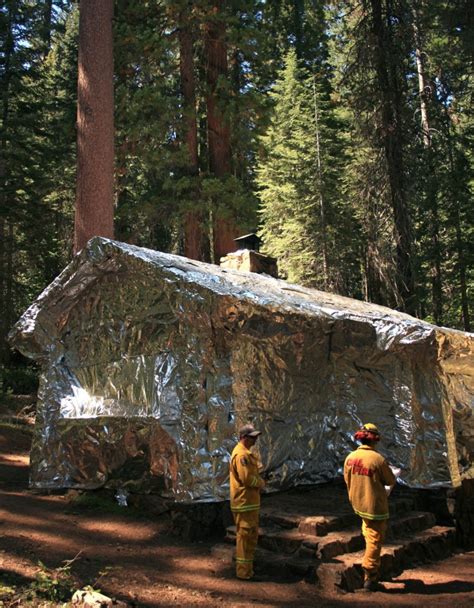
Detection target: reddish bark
<box><xmin>179</xmin><ymin>21</ymin><xmax>199</xmax><ymax>172</ymax></box>
<box><xmin>74</xmin><ymin>0</ymin><xmax>115</xmax><ymax>254</ymax></box>
<box><xmin>179</xmin><ymin>16</ymin><xmax>204</xmax><ymax>260</ymax></box>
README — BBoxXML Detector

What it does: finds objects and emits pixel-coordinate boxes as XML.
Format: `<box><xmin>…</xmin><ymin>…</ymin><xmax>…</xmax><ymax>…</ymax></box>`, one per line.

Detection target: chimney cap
<box><xmin>233</xmin><ymin>233</ymin><xmax>261</xmax><ymax>252</ymax></box>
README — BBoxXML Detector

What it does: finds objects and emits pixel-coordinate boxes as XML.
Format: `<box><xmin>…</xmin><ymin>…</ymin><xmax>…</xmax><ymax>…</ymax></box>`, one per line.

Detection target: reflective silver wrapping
<box><xmin>9</xmin><ymin>237</ymin><xmax>474</xmax><ymax>501</ymax></box>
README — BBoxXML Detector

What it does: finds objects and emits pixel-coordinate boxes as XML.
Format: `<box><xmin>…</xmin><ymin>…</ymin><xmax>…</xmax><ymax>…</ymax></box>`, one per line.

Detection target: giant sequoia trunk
<box><xmin>204</xmin><ymin>0</ymin><xmax>238</xmax><ymax>261</ymax></box>
<box><xmin>74</xmin><ymin>0</ymin><xmax>115</xmax><ymax>254</ymax></box>
<box><xmin>370</xmin><ymin>0</ymin><xmax>416</xmax><ymax>315</ymax></box>
<box><xmin>179</xmin><ymin>16</ymin><xmax>205</xmax><ymax>261</ymax></box>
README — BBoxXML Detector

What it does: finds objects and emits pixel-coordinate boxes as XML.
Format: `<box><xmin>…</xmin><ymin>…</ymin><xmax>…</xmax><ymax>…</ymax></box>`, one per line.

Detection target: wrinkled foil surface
<box><xmin>9</xmin><ymin>238</ymin><xmax>474</xmax><ymax>501</ymax></box>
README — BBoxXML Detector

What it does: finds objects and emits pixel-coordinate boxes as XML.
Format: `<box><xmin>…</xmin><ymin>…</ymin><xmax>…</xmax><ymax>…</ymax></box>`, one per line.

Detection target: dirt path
<box><xmin>0</xmin><ymin>405</ymin><xmax>473</xmax><ymax>607</ymax></box>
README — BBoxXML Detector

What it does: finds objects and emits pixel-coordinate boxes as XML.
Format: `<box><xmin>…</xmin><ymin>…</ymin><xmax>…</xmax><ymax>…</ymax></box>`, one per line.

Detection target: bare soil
<box><xmin>0</xmin><ymin>396</ymin><xmax>473</xmax><ymax>607</ymax></box>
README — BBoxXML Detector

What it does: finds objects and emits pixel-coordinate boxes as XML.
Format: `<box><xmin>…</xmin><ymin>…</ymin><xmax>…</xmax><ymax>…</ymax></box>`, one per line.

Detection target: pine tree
<box><xmin>257</xmin><ymin>49</ymin><xmax>354</xmax><ymax>289</ymax></box>
<box><xmin>426</xmin><ymin>0</ymin><xmax>473</xmax><ymax>330</ymax></box>
<box><xmin>0</xmin><ymin>1</ymin><xmax>76</xmax><ymax>377</ymax></box>
<box><xmin>333</xmin><ymin>0</ymin><xmax>419</xmax><ymax>312</ymax></box>
<box><xmin>114</xmin><ymin>0</ymin><xmax>179</xmax><ymax>252</ymax></box>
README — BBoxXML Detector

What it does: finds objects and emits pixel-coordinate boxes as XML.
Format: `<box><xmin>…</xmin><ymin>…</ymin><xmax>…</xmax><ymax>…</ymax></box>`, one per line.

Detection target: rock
<box><xmin>71</xmin><ymin>588</ymin><xmax>128</xmax><ymax>607</ymax></box>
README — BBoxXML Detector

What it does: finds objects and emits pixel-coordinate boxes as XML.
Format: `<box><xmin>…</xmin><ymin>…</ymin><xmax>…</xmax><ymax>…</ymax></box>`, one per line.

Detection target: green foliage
<box><xmin>257</xmin><ymin>52</ymin><xmax>322</xmax><ymax>286</ymax></box>
<box><xmin>0</xmin><ymin>558</ymin><xmax>79</xmax><ymax>606</ymax></box>
<box><xmin>0</xmin><ymin>556</ymin><xmax>115</xmax><ymax>606</ymax></box>
<box><xmin>28</xmin><ymin>560</ymin><xmax>76</xmax><ymax>603</ymax></box>
<box><xmin>1</xmin><ymin>0</ymin><xmax>472</xmax><ymax>362</ymax></box>
<box><xmin>257</xmin><ymin>48</ymin><xmax>360</xmax><ymax>292</ymax></box>
<box><xmin>1</xmin><ymin>2</ymin><xmax>77</xmax><ymax>368</ymax></box>
<box><xmin>0</xmin><ymin>363</ymin><xmax>38</xmax><ymax>395</ymax></box>
<box><xmin>0</xmin><ymin>583</ymin><xmax>17</xmax><ymax>600</ymax></box>
<box><xmin>64</xmin><ymin>490</ymin><xmax>144</xmax><ymax>518</ymax></box>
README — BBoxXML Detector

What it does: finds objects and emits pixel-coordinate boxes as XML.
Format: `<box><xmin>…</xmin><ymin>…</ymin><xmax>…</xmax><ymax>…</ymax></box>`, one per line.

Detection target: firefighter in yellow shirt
<box><xmin>344</xmin><ymin>423</ymin><xmax>396</xmax><ymax>592</ymax></box>
<box><xmin>229</xmin><ymin>423</ymin><xmax>266</xmax><ymax>580</ymax></box>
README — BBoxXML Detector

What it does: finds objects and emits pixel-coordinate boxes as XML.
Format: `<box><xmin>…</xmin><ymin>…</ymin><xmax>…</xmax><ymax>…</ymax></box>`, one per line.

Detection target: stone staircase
<box><xmin>222</xmin><ymin>481</ymin><xmax>457</xmax><ymax>591</ymax></box>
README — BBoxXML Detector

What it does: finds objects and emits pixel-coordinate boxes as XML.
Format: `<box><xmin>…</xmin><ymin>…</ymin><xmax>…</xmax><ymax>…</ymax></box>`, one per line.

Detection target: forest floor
<box><xmin>0</xmin><ymin>395</ymin><xmax>473</xmax><ymax>607</ymax></box>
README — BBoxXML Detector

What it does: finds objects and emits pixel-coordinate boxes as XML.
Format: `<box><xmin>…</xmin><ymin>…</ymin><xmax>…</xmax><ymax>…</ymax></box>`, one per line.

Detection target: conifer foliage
<box><xmin>0</xmin><ymin>1</ymin><xmax>76</xmax><ymax>374</ymax></box>
<box><xmin>257</xmin><ymin>49</ymin><xmax>357</xmax><ymax>292</ymax></box>
<box><xmin>0</xmin><ymin>0</ymin><xmax>472</xmax><ymax>388</ymax></box>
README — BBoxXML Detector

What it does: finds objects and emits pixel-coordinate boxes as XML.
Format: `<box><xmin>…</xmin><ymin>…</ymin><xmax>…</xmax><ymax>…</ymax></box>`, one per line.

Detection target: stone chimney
<box><xmin>219</xmin><ymin>233</ymin><xmax>278</xmax><ymax>278</ymax></box>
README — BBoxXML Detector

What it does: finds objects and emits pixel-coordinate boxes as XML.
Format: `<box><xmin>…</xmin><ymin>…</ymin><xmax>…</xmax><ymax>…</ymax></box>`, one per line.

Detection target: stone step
<box><xmin>316</xmin><ymin>525</ymin><xmax>457</xmax><ymax>592</ymax></box>
<box><xmin>225</xmin><ymin>524</ymin><xmax>315</xmax><ymax>554</ymax></box>
<box><xmin>309</xmin><ymin>510</ymin><xmax>436</xmax><ymax>561</ymax></box>
<box><xmin>259</xmin><ymin>496</ymin><xmax>416</xmax><ymax>537</ymax></box>
<box><xmin>226</xmin><ymin>510</ymin><xmax>435</xmax><ymax>560</ymax></box>
<box><xmin>221</xmin><ymin>524</ymin><xmax>456</xmax><ymax>588</ymax></box>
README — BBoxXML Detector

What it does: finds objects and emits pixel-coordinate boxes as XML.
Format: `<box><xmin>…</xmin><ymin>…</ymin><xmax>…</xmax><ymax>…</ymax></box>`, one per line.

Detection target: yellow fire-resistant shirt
<box><xmin>230</xmin><ymin>442</ymin><xmax>265</xmax><ymax>513</ymax></box>
<box><xmin>344</xmin><ymin>445</ymin><xmax>396</xmax><ymax>520</ymax></box>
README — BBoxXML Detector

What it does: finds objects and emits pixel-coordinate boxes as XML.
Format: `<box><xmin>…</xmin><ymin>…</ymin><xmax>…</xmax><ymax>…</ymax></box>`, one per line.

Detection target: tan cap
<box><xmin>239</xmin><ymin>423</ymin><xmax>262</xmax><ymax>438</ymax></box>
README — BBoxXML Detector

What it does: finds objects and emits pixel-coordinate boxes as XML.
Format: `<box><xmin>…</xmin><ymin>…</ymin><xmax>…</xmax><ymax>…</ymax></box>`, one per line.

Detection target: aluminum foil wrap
<box><xmin>9</xmin><ymin>237</ymin><xmax>474</xmax><ymax>501</ymax></box>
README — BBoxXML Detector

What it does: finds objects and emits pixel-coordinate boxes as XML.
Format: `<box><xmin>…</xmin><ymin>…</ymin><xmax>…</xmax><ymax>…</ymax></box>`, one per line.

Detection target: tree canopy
<box><xmin>0</xmin><ymin>0</ymin><xmax>472</xmax><ymax>388</ymax></box>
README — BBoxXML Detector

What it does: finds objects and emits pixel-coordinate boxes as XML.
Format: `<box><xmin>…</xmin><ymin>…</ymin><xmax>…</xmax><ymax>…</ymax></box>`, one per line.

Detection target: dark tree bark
<box><xmin>179</xmin><ymin>14</ymin><xmax>204</xmax><ymax>260</ymax></box>
<box><xmin>74</xmin><ymin>0</ymin><xmax>114</xmax><ymax>254</ymax></box>
<box><xmin>179</xmin><ymin>20</ymin><xmax>198</xmax><ymax>173</ymax></box>
<box><xmin>204</xmin><ymin>0</ymin><xmax>238</xmax><ymax>261</ymax></box>
<box><xmin>369</xmin><ymin>0</ymin><xmax>416</xmax><ymax>315</ymax></box>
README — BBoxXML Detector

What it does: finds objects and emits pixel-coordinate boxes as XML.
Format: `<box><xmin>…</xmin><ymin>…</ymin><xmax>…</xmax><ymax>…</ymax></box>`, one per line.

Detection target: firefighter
<box><xmin>229</xmin><ymin>423</ymin><xmax>266</xmax><ymax>580</ymax></box>
<box><xmin>344</xmin><ymin>423</ymin><xmax>396</xmax><ymax>592</ymax></box>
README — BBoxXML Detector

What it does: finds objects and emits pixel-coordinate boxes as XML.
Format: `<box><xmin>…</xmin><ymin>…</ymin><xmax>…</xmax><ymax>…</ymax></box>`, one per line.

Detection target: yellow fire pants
<box><xmin>361</xmin><ymin>518</ymin><xmax>388</xmax><ymax>580</ymax></box>
<box><xmin>233</xmin><ymin>510</ymin><xmax>260</xmax><ymax>580</ymax></box>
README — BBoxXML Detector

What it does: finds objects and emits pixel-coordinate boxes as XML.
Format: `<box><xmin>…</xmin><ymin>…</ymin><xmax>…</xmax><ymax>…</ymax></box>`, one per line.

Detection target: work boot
<box><xmin>361</xmin><ymin>578</ymin><xmax>384</xmax><ymax>592</ymax></box>
<box><xmin>244</xmin><ymin>574</ymin><xmax>269</xmax><ymax>582</ymax></box>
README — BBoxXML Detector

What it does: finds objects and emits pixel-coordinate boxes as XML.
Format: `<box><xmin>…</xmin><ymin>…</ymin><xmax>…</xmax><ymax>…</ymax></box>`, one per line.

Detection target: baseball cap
<box><xmin>239</xmin><ymin>423</ymin><xmax>262</xmax><ymax>438</ymax></box>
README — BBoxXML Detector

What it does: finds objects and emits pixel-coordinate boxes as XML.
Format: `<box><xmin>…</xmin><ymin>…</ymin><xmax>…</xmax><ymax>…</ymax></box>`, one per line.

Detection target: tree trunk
<box><xmin>370</xmin><ymin>0</ymin><xmax>416</xmax><ymax>314</ymax></box>
<box><xmin>74</xmin><ymin>0</ymin><xmax>115</xmax><ymax>254</ymax></box>
<box><xmin>179</xmin><ymin>21</ymin><xmax>198</xmax><ymax>172</ymax></box>
<box><xmin>230</xmin><ymin>48</ymin><xmax>245</xmax><ymax>180</ymax></box>
<box><xmin>312</xmin><ymin>77</ymin><xmax>329</xmax><ymax>288</ymax></box>
<box><xmin>365</xmin><ymin>244</ymin><xmax>383</xmax><ymax>304</ymax></box>
<box><xmin>412</xmin><ymin>3</ymin><xmax>443</xmax><ymax>324</ymax></box>
<box><xmin>204</xmin><ymin>0</ymin><xmax>238</xmax><ymax>261</ymax></box>
<box><xmin>179</xmin><ymin>15</ymin><xmax>204</xmax><ymax>260</ymax></box>
<box><xmin>413</xmin><ymin>8</ymin><xmax>431</xmax><ymax>148</ymax></box>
